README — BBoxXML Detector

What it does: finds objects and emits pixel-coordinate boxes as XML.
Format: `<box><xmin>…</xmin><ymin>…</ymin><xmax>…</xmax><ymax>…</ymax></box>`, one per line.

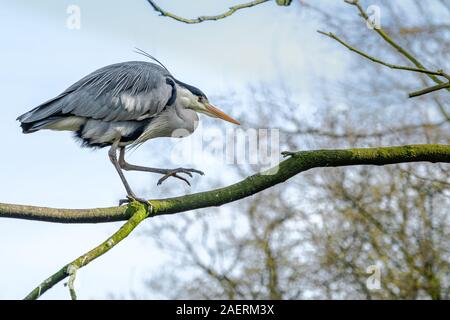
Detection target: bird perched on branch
<box><xmin>17</xmin><ymin>50</ymin><xmax>240</xmax><ymax>204</ymax></box>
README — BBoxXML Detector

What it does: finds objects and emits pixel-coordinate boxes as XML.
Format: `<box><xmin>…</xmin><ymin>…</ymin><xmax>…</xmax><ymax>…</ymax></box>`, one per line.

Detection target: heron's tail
<box><xmin>17</xmin><ymin>93</ymin><xmax>68</xmax><ymax>133</ymax></box>
<box><xmin>19</xmin><ymin>117</ymin><xmax>64</xmax><ymax>133</ymax></box>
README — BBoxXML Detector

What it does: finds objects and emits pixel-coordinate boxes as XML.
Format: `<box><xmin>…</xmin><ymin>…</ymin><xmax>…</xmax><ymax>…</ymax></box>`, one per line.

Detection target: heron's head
<box><xmin>176</xmin><ymin>80</ymin><xmax>240</xmax><ymax>125</ymax></box>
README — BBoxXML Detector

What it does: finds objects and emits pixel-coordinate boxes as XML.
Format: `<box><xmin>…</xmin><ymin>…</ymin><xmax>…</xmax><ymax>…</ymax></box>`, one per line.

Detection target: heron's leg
<box><xmin>108</xmin><ymin>142</ymin><xmax>149</xmax><ymax>205</ymax></box>
<box><xmin>119</xmin><ymin>148</ymin><xmax>204</xmax><ymax>186</ymax></box>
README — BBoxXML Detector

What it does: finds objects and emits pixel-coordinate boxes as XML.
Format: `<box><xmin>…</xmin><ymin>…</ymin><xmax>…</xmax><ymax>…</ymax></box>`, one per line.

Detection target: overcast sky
<box><xmin>0</xmin><ymin>0</ymin><xmax>347</xmax><ymax>299</ymax></box>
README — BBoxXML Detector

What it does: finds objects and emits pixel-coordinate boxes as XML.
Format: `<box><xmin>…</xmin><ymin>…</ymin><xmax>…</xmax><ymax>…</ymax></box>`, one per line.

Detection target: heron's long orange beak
<box><xmin>205</xmin><ymin>103</ymin><xmax>240</xmax><ymax>125</ymax></box>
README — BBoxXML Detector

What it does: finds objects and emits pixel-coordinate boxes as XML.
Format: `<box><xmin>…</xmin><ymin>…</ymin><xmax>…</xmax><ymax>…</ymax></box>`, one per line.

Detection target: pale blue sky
<box><xmin>0</xmin><ymin>0</ymin><xmax>346</xmax><ymax>299</ymax></box>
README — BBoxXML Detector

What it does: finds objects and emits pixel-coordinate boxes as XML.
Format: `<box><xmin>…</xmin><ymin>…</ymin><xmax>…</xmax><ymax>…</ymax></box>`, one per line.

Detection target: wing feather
<box><xmin>18</xmin><ymin>61</ymin><xmax>175</xmax><ymax>124</ymax></box>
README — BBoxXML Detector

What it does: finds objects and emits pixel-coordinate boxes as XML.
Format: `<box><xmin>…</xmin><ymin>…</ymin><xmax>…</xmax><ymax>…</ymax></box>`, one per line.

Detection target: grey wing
<box><xmin>18</xmin><ymin>61</ymin><xmax>176</xmax><ymax>123</ymax></box>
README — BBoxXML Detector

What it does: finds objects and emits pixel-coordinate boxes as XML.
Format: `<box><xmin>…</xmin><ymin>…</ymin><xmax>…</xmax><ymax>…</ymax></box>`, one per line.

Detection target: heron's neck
<box><xmin>176</xmin><ymin>85</ymin><xmax>198</xmax><ymax>108</ymax></box>
<box><xmin>174</xmin><ymin>100</ymin><xmax>199</xmax><ymax>123</ymax></box>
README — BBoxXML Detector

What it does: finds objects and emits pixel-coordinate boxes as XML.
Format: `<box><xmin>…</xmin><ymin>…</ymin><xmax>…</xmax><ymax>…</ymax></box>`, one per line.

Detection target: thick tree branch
<box><xmin>146</xmin><ymin>0</ymin><xmax>272</xmax><ymax>24</ymax></box>
<box><xmin>1</xmin><ymin>144</ymin><xmax>449</xmax><ymax>224</ymax></box>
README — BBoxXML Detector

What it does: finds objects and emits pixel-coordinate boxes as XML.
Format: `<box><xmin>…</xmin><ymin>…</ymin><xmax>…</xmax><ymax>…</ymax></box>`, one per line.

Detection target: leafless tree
<box><xmin>141</xmin><ymin>0</ymin><xmax>450</xmax><ymax>300</ymax></box>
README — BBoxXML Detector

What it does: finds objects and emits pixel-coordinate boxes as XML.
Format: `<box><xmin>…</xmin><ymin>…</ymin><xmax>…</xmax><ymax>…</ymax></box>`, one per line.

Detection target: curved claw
<box><xmin>158</xmin><ymin>173</ymin><xmax>190</xmax><ymax>186</ymax></box>
<box><xmin>173</xmin><ymin>167</ymin><xmax>205</xmax><ymax>176</ymax></box>
<box><xmin>156</xmin><ymin>168</ymin><xmax>204</xmax><ymax>186</ymax></box>
<box><xmin>182</xmin><ymin>171</ymin><xmax>193</xmax><ymax>178</ymax></box>
<box><xmin>187</xmin><ymin>168</ymin><xmax>205</xmax><ymax>175</ymax></box>
<box><xmin>281</xmin><ymin>151</ymin><xmax>297</xmax><ymax>158</ymax></box>
<box><xmin>119</xmin><ymin>198</ymin><xmax>130</xmax><ymax>206</ymax></box>
<box><xmin>119</xmin><ymin>195</ymin><xmax>150</xmax><ymax>207</ymax></box>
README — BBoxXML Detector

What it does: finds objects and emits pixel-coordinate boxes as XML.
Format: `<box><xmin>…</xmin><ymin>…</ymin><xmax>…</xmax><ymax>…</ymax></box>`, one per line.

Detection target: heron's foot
<box><xmin>157</xmin><ymin>168</ymin><xmax>205</xmax><ymax>186</ymax></box>
<box><xmin>119</xmin><ymin>195</ymin><xmax>151</xmax><ymax>207</ymax></box>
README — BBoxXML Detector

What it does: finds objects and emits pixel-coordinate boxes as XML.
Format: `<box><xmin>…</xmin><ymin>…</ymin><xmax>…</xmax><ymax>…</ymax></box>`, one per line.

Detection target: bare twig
<box><xmin>146</xmin><ymin>0</ymin><xmax>271</xmax><ymax>24</ymax></box>
<box><xmin>345</xmin><ymin>0</ymin><xmax>450</xmax><ymax>97</ymax></box>
<box><xmin>409</xmin><ymin>82</ymin><xmax>450</xmax><ymax>98</ymax></box>
<box><xmin>317</xmin><ymin>30</ymin><xmax>450</xmax><ymax>80</ymax></box>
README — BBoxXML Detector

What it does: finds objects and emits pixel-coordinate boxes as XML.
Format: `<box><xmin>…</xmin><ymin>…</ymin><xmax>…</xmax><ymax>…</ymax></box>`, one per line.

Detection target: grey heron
<box><xmin>17</xmin><ymin>52</ymin><xmax>240</xmax><ymax>204</ymax></box>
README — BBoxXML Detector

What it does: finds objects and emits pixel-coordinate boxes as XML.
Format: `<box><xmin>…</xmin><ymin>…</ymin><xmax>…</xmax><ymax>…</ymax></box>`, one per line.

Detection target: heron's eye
<box><xmin>198</xmin><ymin>96</ymin><xmax>204</xmax><ymax>103</ymax></box>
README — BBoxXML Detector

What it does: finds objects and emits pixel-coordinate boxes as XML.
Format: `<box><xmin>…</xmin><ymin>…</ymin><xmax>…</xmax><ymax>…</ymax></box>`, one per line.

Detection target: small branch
<box><xmin>409</xmin><ymin>82</ymin><xmax>450</xmax><ymax>98</ymax></box>
<box><xmin>317</xmin><ymin>30</ymin><xmax>450</xmax><ymax>79</ymax></box>
<box><xmin>2</xmin><ymin>144</ymin><xmax>449</xmax><ymax>225</ymax></box>
<box><xmin>345</xmin><ymin>0</ymin><xmax>450</xmax><ymax>90</ymax></box>
<box><xmin>146</xmin><ymin>0</ymin><xmax>271</xmax><ymax>24</ymax></box>
<box><xmin>66</xmin><ymin>265</ymin><xmax>78</xmax><ymax>300</ymax></box>
<box><xmin>23</xmin><ymin>202</ymin><xmax>150</xmax><ymax>300</ymax></box>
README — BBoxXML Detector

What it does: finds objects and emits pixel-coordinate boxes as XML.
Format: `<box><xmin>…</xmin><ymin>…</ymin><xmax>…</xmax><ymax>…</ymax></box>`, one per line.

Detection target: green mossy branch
<box><xmin>1</xmin><ymin>144</ymin><xmax>449</xmax><ymax>224</ymax></box>
<box><xmin>23</xmin><ymin>202</ymin><xmax>150</xmax><ymax>300</ymax></box>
